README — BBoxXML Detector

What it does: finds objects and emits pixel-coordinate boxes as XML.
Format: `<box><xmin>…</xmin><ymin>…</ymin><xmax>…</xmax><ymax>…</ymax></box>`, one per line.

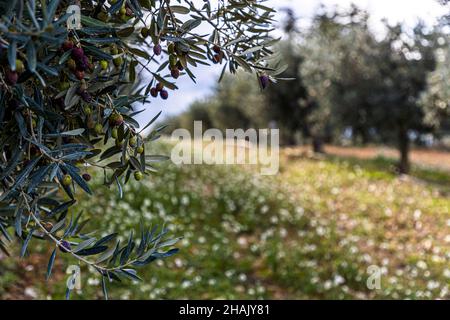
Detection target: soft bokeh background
<box><xmin>134</xmin><ymin>0</ymin><xmax>449</xmax><ymax>123</ymax></box>
<box><xmin>1</xmin><ymin>1</ymin><xmax>449</xmax><ymax>300</ymax></box>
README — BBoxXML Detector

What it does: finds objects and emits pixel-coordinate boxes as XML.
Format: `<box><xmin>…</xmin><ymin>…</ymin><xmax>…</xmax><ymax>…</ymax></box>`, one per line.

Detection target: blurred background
<box><xmin>1</xmin><ymin>0</ymin><xmax>449</xmax><ymax>299</ymax></box>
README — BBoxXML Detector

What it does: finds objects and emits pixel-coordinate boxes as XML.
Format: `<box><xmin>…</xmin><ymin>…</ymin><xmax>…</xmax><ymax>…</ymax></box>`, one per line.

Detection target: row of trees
<box><xmin>168</xmin><ymin>6</ymin><xmax>450</xmax><ymax>174</ymax></box>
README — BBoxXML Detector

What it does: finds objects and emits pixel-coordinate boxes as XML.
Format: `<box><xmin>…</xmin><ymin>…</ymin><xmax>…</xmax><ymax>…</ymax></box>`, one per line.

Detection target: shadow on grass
<box><xmin>325</xmin><ymin>154</ymin><xmax>450</xmax><ymax>192</ymax></box>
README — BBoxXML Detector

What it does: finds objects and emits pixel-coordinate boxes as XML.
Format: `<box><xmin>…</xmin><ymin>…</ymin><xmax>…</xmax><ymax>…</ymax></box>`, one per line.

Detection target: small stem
<box><xmin>22</xmin><ymin>193</ymin><xmax>137</xmax><ymax>272</ymax></box>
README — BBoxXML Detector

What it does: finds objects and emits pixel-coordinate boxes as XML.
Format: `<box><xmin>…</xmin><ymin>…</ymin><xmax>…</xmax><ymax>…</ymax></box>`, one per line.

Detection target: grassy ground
<box><xmin>1</xmin><ymin>143</ymin><xmax>449</xmax><ymax>299</ymax></box>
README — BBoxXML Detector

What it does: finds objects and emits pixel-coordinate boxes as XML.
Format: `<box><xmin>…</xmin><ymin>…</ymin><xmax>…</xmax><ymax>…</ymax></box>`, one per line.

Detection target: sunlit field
<box><xmin>1</xmin><ymin>141</ymin><xmax>448</xmax><ymax>300</ymax></box>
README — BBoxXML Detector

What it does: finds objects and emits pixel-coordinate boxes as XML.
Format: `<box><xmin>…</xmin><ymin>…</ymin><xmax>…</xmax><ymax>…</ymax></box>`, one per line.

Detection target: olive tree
<box><xmin>299</xmin><ymin>10</ymin><xmax>349</xmax><ymax>152</ymax></box>
<box><xmin>420</xmin><ymin>41</ymin><xmax>450</xmax><ymax>142</ymax></box>
<box><xmin>371</xmin><ymin>23</ymin><xmax>438</xmax><ymax>173</ymax></box>
<box><xmin>264</xmin><ymin>9</ymin><xmax>313</xmax><ymax>147</ymax></box>
<box><xmin>300</xmin><ymin>8</ymin><xmax>442</xmax><ymax>172</ymax></box>
<box><xmin>0</xmin><ymin>0</ymin><xmax>278</xmax><ymax>299</ymax></box>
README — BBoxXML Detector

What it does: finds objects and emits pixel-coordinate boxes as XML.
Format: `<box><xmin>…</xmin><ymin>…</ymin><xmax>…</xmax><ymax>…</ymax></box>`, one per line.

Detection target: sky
<box><xmin>135</xmin><ymin>0</ymin><xmax>449</xmax><ymax>127</ymax></box>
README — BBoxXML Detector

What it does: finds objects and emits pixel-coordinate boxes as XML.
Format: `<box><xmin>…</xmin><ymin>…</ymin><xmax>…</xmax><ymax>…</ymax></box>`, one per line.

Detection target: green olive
<box><xmin>115</xmin><ymin>139</ymin><xmax>124</xmax><ymax>147</ymax></box>
<box><xmin>94</xmin><ymin>123</ymin><xmax>103</xmax><ymax>135</ymax></box>
<box><xmin>15</xmin><ymin>59</ymin><xmax>25</xmax><ymax>73</ymax></box>
<box><xmin>141</xmin><ymin>27</ymin><xmax>149</xmax><ymax>38</ymax></box>
<box><xmin>134</xmin><ymin>171</ymin><xmax>143</xmax><ymax>181</ymax></box>
<box><xmin>113</xmin><ymin>57</ymin><xmax>123</xmax><ymax>67</ymax></box>
<box><xmin>111</xmin><ymin>127</ymin><xmax>118</xmax><ymax>139</ymax></box>
<box><xmin>169</xmin><ymin>54</ymin><xmax>178</xmax><ymax>67</ymax></box>
<box><xmin>62</xmin><ymin>174</ymin><xmax>72</xmax><ymax>186</ymax></box>
<box><xmin>100</xmin><ymin>60</ymin><xmax>109</xmax><ymax>70</ymax></box>
<box><xmin>129</xmin><ymin>135</ymin><xmax>137</xmax><ymax>147</ymax></box>
<box><xmin>83</xmin><ymin>105</ymin><xmax>92</xmax><ymax>116</ymax></box>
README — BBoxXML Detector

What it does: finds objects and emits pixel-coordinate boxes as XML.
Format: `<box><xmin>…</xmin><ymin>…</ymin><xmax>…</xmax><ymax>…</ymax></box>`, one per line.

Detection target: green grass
<box><xmin>2</xmin><ymin>142</ymin><xmax>449</xmax><ymax>300</ymax></box>
<box><xmin>326</xmin><ymin>154</ymin><xmax>450</xmax><ymax>191</ymax></box>
<box><xmin>0</xmin><ymin>259</ymin><xmax>18</xmax><ymax>297</ymax></box>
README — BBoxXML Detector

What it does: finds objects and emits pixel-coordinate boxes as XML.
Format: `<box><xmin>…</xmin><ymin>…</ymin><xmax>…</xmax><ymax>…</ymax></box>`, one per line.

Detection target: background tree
<box><xmin>168</xmin><ymin>9</ymin><xmax>315</xmax><ymax>147</ymax></box>
<box><xmin>371</xmin><ymin>23</ymin><xmax>439</xmax><ymax>173</ymax></box>
<box><xmin>209</xmin><ymin>73</ymin><xmax>266</xmax><ymax>131</ymax></box>
<box><xmin>301</xmin><ymin>8</ymin><xmax>444</xmax><ymax>172</ymax></box>
<box><xmin>420</xmin><ymin>40</ymin><xmax>450</xmax><ymax>145</ymax></box>
<box><xmin>326</xmin><ymin>9</ymin><xmax>380</xmax><ymax>145</ymax></box>
<box><xmin>168</xmin><ymin>4</ymin><xmax>449</xmax><ymax>174</ymax></box>
<box><xmin>0</xmin><ymin>0</ymin><xmax>278</xmax><ymax>299</ymax></box>
<box><xmin>263</xmin><ymin>8</ymin><xmax>314</xmax><ymax>147</ymax></box>
<box><xmin>165</xmin><ymin>72</ymin><xmax>266</xmax><ymax>134</ymax></box>
<box><xmin>175</xmin><ymin>100</ymin><xmax>215</xmax><ymax>133</ymax></box>
<box><xmin>299</xmin><ymin>9</ymin><xmax>349</xmax><ymax>152</ymax></box>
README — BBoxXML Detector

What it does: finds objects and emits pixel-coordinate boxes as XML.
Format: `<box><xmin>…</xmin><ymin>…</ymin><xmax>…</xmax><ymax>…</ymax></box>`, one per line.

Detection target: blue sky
<box><xmin>135</xmin><ymin>0</ymin><xmax>448</xmax><ymax>127</ymax></box>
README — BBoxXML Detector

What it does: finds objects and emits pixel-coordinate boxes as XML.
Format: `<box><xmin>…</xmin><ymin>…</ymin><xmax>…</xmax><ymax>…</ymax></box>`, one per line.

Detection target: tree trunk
<box><xmin>282</xmin><ymin>133</ymin><xmax>297</xmax><ymax>146</ymax></box>
<box><xmin>360</xmin><ymin>129</ymin><xmax>369</xmax><ymax>145</ymax></box>
<box><xmin>398</xmin><ymin>128</ymin><xmax>410</xmax><ymax>174</ymax></box>
<box><xmin>312</xmin><ymin>136</ymin><xmax>324</xmax><ymax>154</ymax></box>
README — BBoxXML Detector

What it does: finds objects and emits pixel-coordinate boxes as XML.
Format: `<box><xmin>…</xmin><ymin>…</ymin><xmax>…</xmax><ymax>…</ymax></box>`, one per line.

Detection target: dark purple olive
<box><xmin>171</xmin><ymin>68</ymin><xmax>180</xmax><ymax>79</ymax></box>
<box><xmin>160</xmin><ymin>89</ymin><xmax>169</xmax><ymax>100</ymax></box>
<box><xmin>77</xmin><ymin>55</ymin><xmax>89</xmax><ymax>71</ymax></box>
<box><xmin>71</xmin><ymin>47</ymin><xmax>84</xmax><ymax>61</ymax></box>
<box><xmin>153</xmin><ymin>44</ymin><xmax>162</xmax><ymax>56</ymax></box>
<box><xmin>6</xmin><ymin>70</ymin><xmax>18</xmax><ymax>85</ymax></box>
<box><xmin>59</xmin><ymin>240</ymin><xmax>72</xmax><ymax>253</ymax></box>
<box><xmin>80</xmin><ymin>91</ymin><xmax>92</xmax><ymax>102</ymax></box>
<box><xmin>259</xmin><ymin>75</ymin><xmax>270</xmax><ymax>89</ymax></box>
<box><xmin>150</xmin><ymin>87</ymin><xmax>158</xmax><ymax>98</ymax></box>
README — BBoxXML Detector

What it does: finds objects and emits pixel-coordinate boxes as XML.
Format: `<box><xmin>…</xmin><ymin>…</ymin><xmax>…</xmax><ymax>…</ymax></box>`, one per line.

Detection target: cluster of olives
<box><xmin>117</xmin><ymin>2</ymin><xmax>134</xmax><ymax>22</ymax></box>
<box><xmin>61</xmin><ymin>41</ymin><xmax>93</xmax><ymax>82</ymax></box>
<box><xmin>167</xmin><ymin>42</ymin><xmax>186</xmax><ymax>79</ymax></box>
<box><xmin>139</xmin><ymin>26</ymin><xmax>162</xmax><ymax>56</ymax></box>
<box><xmin>139</xmin><ymin>27</ymin><xmax>195</xmax><ymax>102</ymax></box>
<box><xmin>150</xmin><ymin>82</ymin><xmax>169</xmax><ymax>100</ymax></box>
<box><xmin>110</xmin><ymin>45</ymin><xmax>124</xmax><ymax>68</ymax></box>
<box><xmin>56</xmin><ymin>40</ymin><xmax>112</xmax><ymax>95</ymax></box>
<box><xmin>108</xmin><ymin>112</ymin><xmax>126</xmax><ymax>146</ymax></box>
<box><xmin>60</xmin><ymin>40</ymin><xmax>103</xmax><ymax>104</ymax></box>
<box><xmin>59</xmin><ymin>109</ymin><xmax>145</xmax><ymax>188</ymax></box>
<box><xmin>96</xmin><ymin>0</ymin><xmax>134</xmax><ymax>23</ymax></box>
<box><xmin>109</xmin><ymin>112</ymin><xmax>145</xmax><ymax>180</ymax></box>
